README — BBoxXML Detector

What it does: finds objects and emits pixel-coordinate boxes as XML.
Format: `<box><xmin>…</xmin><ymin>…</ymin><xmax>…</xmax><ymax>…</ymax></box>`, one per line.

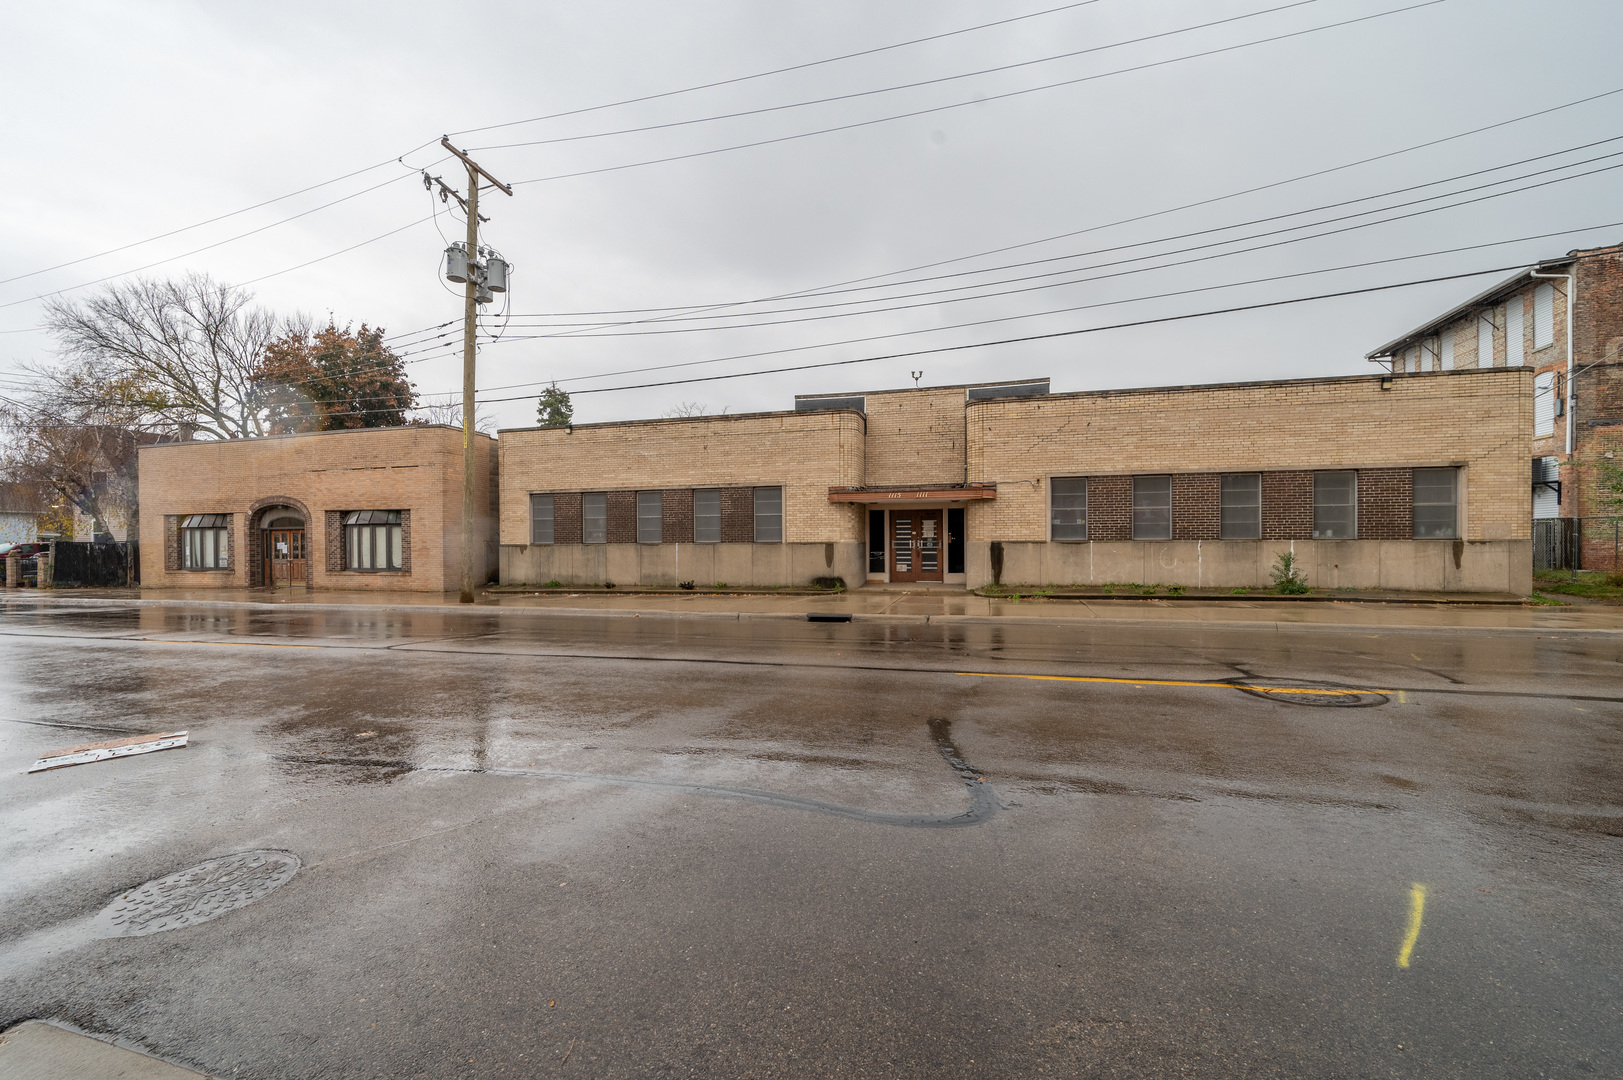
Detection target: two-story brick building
<box><xmin>1365</xmin><ymin>241</ymin><xmax>1623</xmax><ymax>566</ymax></box>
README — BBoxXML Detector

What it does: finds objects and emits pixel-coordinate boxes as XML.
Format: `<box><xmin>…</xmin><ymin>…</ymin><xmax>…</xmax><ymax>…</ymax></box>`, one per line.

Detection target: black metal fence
<box><xmin>1534</xmin><ymin>517</ymin><xmax>1623</xmax><ymax>573</ymax></box>
<box><xmin>48</xmin><ymin>541</ymin><xmax>134</xmax><ymax>587</ymax></box>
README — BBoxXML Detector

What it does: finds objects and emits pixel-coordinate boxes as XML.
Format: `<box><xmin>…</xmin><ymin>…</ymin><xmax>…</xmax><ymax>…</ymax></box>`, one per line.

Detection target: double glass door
<box><xmin>890</xmin><ymin>510</ymin><xmax>943</xmax><ymax>582</ymax></box>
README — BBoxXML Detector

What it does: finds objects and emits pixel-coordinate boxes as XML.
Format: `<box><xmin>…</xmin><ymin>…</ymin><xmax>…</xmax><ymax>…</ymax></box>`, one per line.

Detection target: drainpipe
<box><xmin>1530</xmin><ymin>267</ymin><xmax>1576</xmax><ymax>456</ymax></box>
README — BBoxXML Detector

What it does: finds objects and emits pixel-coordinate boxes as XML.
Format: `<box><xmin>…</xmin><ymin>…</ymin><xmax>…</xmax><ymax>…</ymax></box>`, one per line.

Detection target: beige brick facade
<box><xmin>138</xmin><ymin>425</ymin><xmax>496</xmax><ymax>592</ymax></box>
<box><xmin>967</xmin><ymin>368</ymin><xmax>1530</xmax><ymax>542</ymax></box>
<box><xmin>498</xmin><ymin>410</ymin><xmax>867</xmax><ymax>586</ymax></box>
<box><xmin>860</xmin><ymin>387</ymin><xmax>968</xmax><ymax>487</ymax></box>
<box><xmin>961</xmin><ymin>368</ymin><xmax>1531</xmax><ymax>593</ymax></box>
<box><xmin>499</xmin><ymin>410</ymin><xmax>866</xmax><ymax>544</ymax></box>
<box><xmin>490</xmin><ymin>371</ymin><xmax>1532</xmax><ymax>593</ymax></box>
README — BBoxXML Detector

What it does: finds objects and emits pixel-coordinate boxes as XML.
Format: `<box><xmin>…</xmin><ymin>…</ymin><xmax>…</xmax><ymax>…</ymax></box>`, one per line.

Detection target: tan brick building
<box><xmin>1367</xmin><ymin>242</ymin><xmax>1623</xmax><ymax>568</ymax></box>
<box><xmin>499</xmin><ymin>409</ymin><xmax>867</xmax><ymax>587</ymax></box>
<box><xmin>138</xmin><ymin>425</ymin><xmax>496</xmax><ymax>592</ymax></box>
<box><xmin>499</xmin><ymin>371</ymin><xmax>1531</xmax><ymax>593</ymax></box>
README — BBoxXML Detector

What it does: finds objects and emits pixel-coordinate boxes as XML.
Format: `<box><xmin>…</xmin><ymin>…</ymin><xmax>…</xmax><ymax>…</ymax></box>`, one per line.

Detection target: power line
<box><xmin>458</xmin><ymin>224</ymin><xmax>1616</xmax><ymax>397</ymax></box>
<box><xmin>493</xmin><ymin>138</ymin><xmax>1623</xmax><ymax>332</ymax></box>
<box><xmin>333</xmin><ymin>262</ymin><xmax>1542</xmax><ymax>415</ymax></box>
<box><xmin>0</xmin><ymin>140</ymin><xmax>442</xmax><ymax>289</ymax></box>
<box><xmin>236</xmin><ymin>215</ymin><xmax>435</xmax><ymax>288</ymax></box>
<box><xmin>448</xmin><ymin>1</ymin><xmax>1108</xmax><ymax>139</ymax></box>
<box><xmin>472</xmin><ymin>0</ymin><xmax>1328</xmax><ymax>151</ymax></box>
<box><xmin>0</xmin><ymin>173</ymin><xmax>429</xmax><ymax>312</ymax></box>
<box><xmin>202</xmin><ymin>217</ymin><xmax>1622</xmax><ymax>415</ymax></box>
<box><xmin>149</xmin><ymin>224</ymin><xmax>1608</xmax><ymax>422</ymax></box>
<box><xmin>530</xmin><ymin>263</ymin><xmax>1546</xmax><ymax>399</ymax></box>
<box><xmin>474</xmin><ymin>83</ymin><xmax>1623</xmax><ymax>343</ymax></box>
<box><xmin>481</xmin><ymin>154</ymin><xmax>1623</xmax><ymax>346</ymax></box>
<box><xmin>356</xmin><ymin>224</ymin><xmax>1615</xmax><ymax>412</ymax></box>
<box><xmin>505</xmin><ymin>0</ymin><xmax>1447</xmax><ymax>188</ymax></box>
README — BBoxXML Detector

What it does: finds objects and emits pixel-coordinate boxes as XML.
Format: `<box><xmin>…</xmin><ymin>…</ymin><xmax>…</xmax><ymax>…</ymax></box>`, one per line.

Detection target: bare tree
<box><xmin>0</xmin><ymin>397</ymin><xmax>140</xmax><ymax>543</ymax></box>
<box><xmin>664</xmin><ymin>401</ymin><xmax>728</xmax><ymax>418</ymax></box>
<box><xmin>42</xmin><ymin>273</ymin><xmax>290</xmax><ymax>439</ymax></box>
<box><xmin>410</xmin><ymin>395</ymin><xmax>496</xmax><ymax>434</ymax></box>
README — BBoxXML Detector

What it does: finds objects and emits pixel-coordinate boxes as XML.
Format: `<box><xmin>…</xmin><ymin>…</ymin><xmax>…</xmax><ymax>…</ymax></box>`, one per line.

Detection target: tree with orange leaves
<box><xmin>254</xmin><ymin>323</ymin><xmax>416</xmax><ymax>433</ymax></box>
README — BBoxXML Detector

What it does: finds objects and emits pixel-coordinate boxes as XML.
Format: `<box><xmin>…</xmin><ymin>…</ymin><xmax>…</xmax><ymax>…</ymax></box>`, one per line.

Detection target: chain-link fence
<box><xmin>1534</xmin><ymin>517</ymin><xmax>1623</xmax><ymax>572</ymax></box>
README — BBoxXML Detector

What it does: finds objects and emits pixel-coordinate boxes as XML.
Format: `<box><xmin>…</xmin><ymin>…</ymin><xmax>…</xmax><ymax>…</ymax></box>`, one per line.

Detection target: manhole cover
<box><xmin>1227</xmin><ymin>679</ymin><xmax>1388</xmax><ymax>708</ymax></box>
<box><xmin>93</xmin><ymin>850</ymin><xmax>300</xmax><ymax>937</ymax></box>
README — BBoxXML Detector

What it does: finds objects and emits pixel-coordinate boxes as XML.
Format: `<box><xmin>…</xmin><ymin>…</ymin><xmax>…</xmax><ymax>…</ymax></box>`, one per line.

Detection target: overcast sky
<box><xmin>3</xmin><ymin>0</ymin><xmax>1622</xmax><ymax>430</ymax></box>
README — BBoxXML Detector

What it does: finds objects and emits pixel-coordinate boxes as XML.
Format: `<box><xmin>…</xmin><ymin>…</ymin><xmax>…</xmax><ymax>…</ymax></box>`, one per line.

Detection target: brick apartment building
<box><xmin>137</xmin><ymin>425</ymin><xmax>496</xmax><ymax>592</ymax></box>
<box><xmin>1366</xmin><ymin>241</ymin><xmax>1623</xmax><ymax>566</ymax></box>
<box><xmin>500</xmin><ymin>367</ymin><xmax>1532</xmax><ymax>594</ymax></box>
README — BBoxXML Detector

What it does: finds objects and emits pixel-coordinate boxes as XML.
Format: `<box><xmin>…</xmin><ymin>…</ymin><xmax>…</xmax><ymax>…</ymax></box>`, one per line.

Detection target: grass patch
<box><xmin>1531</xmin><ymin>570</ymin><xmax>1623</xmax><ymax>602</ymax></box>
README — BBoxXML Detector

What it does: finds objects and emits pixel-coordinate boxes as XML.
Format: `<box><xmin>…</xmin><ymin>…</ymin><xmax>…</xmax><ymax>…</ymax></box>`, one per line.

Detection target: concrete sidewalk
<box><xmin>8</xmin><ymin>584</ymin><xmax>1623</xmax><ymax>634</ymax></box>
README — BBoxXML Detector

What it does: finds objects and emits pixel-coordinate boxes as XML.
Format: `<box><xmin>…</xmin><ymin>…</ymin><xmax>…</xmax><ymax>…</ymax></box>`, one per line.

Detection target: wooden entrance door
<box><xmin>890</xmin><ymin>510</ymin><xmax>944</xmax><ymax>582</ymax></box>
<box><xmin>265</xmin><ymin>528</ymin><xmax>306</xmax><ymax>586</ymax></box>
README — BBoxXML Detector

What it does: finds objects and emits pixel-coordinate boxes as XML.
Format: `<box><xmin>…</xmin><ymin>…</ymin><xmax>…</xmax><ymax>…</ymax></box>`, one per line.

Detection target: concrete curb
<box><xmin>7</xmin><ymin>593</ymin><xmax>1623</xmax><ymax>635</ymax></box>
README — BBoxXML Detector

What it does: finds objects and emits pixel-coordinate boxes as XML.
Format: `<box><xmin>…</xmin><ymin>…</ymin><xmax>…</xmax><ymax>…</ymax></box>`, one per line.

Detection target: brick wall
<box><xmin>554</xmin><ymin>492</ymin><xmax>583</xmax><ymax>544</ymax></box>
<box><xmin>1357</xmin><ymin>468</ymin><xmax>1413</xmax><ymax>539</ymax></box>
<box><xmin>965</xmin><ymin>369</ymin><xmax>1530</xmax><ymax>543</ymax></box>
<box><xmin>325</xmin><ymin>510</ymin><xmax>343</xmax><ymax>571</ymax></box>
<box><xmin>1171</xmin><ymin>473</ymin><xmax>1220</xmax><ymax>540</ymax></box>
<box><xmin>1055</xmin><ymin>469</ymin><xmax>1418</xmax><ymax>542</ymax></box>
<box><xmin>606</xmin><ymin>491</ymin><xmax>636</xmax><ymax>544</ymax></box>
<box><xmin>1086</xmin><ymin>476</ymin><xmax>1131</xmax><ymax>541</ymax></box>
<box><xmin>862</xmin><ymin>386</ymin><xmax>965</xmax><ymax>487</ymax></box>
<box><xmin>1260</xmin><ymin>472</ymin><xmax>1312</xmax><ymax>540</ymax></box>
<box><xmin>661</xmin><ymin>488</ymin><xmax>693</xmax><ymax>544</ymax></box>
<box><xmin>164</xmin><ymin>515</ymin><xmax>179</xmax><ymax>570</ymax></box>
<box><xmin>138</xmin><ymin>426</ymin><xmax>494</xmax><ymax>592</ymax></box>
<box><xmin>720</xmin><ymin>487</ymin><xmax>754</xmax><ymax>543</ymax></box>
<box><xmin>498</xmin><ymin>409</ymin><xmax>865</xmax><ymax>546</ymax></box>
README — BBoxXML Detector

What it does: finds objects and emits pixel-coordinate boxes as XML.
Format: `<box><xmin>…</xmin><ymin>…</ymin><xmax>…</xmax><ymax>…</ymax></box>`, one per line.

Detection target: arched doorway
<box><xmin>260</xmin><ymin>509</ymin><xmax>307</xmax><ymax>587</ymax></box>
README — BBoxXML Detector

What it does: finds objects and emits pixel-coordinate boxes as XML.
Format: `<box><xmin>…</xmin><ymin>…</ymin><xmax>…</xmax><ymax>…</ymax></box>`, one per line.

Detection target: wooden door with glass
<box><xmin>889</xmin><ymin>510</ymin><xmax>944</xmax><ymax>582</ymax></box>
<box><xmin>264</xmin><ymin>523</ymin><xmax>306</xmax><ymax>586</ymax></box>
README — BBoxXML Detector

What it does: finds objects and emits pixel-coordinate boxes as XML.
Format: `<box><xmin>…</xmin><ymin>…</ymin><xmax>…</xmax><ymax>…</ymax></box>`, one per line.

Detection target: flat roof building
<box><xmin>138</xmin><ymin>424</ymin><xmax>496</xmax><ymax>592</ymax></box>
<box><xmin>500</xmin><ymin>368</ymin><xmax>1532</xmax><ymax>594</ymax></box>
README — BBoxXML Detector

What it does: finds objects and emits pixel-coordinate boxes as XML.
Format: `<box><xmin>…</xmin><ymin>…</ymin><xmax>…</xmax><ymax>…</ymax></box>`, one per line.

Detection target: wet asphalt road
<box><xmin>0</xmin><ymin>600</ymin><xmax>1619</xmax><ymax>1079</ymax></box>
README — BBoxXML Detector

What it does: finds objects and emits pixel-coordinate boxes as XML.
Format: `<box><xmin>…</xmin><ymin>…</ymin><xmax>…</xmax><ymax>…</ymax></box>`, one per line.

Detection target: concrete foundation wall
<box><xmin>502</xmin><ymin>541</ymin><xmax>866</xmax><ymax>588</ymax></box>
<box><xmin>967</xmin><ymin>539</ymin><xmax>1532</xmax><ymax>594</ymax></box>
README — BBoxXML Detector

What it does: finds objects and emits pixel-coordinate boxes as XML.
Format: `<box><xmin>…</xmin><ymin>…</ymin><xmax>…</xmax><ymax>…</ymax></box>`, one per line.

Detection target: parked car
<box><xmin>0</xmin><ymin>541</ymin><xmax>49</xmax><ymax>586</ymax></box>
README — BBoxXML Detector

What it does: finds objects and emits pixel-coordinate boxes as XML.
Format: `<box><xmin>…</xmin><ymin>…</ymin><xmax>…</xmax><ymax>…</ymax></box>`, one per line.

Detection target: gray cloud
<box><xmin>3</xmin><ymin>0</ymin><xmax>1620</xmax><ymax>430</ymax></box>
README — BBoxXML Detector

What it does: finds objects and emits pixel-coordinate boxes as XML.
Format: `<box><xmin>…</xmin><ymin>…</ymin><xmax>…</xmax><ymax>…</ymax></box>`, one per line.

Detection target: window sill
<box><xmin>341</xmin><ymin>569</ymin><xmax>408</xmax><ymax>574</ymax></box>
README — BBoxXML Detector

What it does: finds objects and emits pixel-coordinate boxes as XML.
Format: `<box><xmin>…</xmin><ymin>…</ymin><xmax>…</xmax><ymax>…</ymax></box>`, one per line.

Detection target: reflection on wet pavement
<box><xmin>1</xmin><ymin>597</ymin><xmax>1620</xmax><ymax>1079</ymax></box>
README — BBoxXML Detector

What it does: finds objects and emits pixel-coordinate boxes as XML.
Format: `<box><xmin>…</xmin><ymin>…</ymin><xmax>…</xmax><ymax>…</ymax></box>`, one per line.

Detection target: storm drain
<box><xmin>93</xmin><ymin>850</ymin><xmax>300</xmax><ymax>937</ymax></box>
<box><xmin>1228</xmin><ymin>679</ymin><xmax>1389</xmax><ymax>708</ymax></box>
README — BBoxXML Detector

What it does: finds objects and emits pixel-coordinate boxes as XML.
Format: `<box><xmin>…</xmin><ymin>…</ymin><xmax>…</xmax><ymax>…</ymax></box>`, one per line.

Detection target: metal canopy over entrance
<box><xmin>829</xmin><ymin>484</ymin><xmax>995</xmax><ymax>504</ymax></box>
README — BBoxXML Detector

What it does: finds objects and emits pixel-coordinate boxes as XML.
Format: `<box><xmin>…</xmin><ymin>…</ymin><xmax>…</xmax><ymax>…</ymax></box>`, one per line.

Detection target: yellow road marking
<box><xmin>956</xmin><ymin>671</ymin><xmax>1392</xmax><ymax>696</ymax></box>
<box><xmin>1397</xmin><ymin>883</ymin><xmax>1428</xmax><ymax>968</ymax></box>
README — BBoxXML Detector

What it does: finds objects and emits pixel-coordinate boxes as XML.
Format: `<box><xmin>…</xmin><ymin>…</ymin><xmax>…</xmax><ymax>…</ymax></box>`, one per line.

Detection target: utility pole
<box><xmin>437</xmin><ymin>137</ymin><xmax>512</xmax><ymax>603</ymax></box>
